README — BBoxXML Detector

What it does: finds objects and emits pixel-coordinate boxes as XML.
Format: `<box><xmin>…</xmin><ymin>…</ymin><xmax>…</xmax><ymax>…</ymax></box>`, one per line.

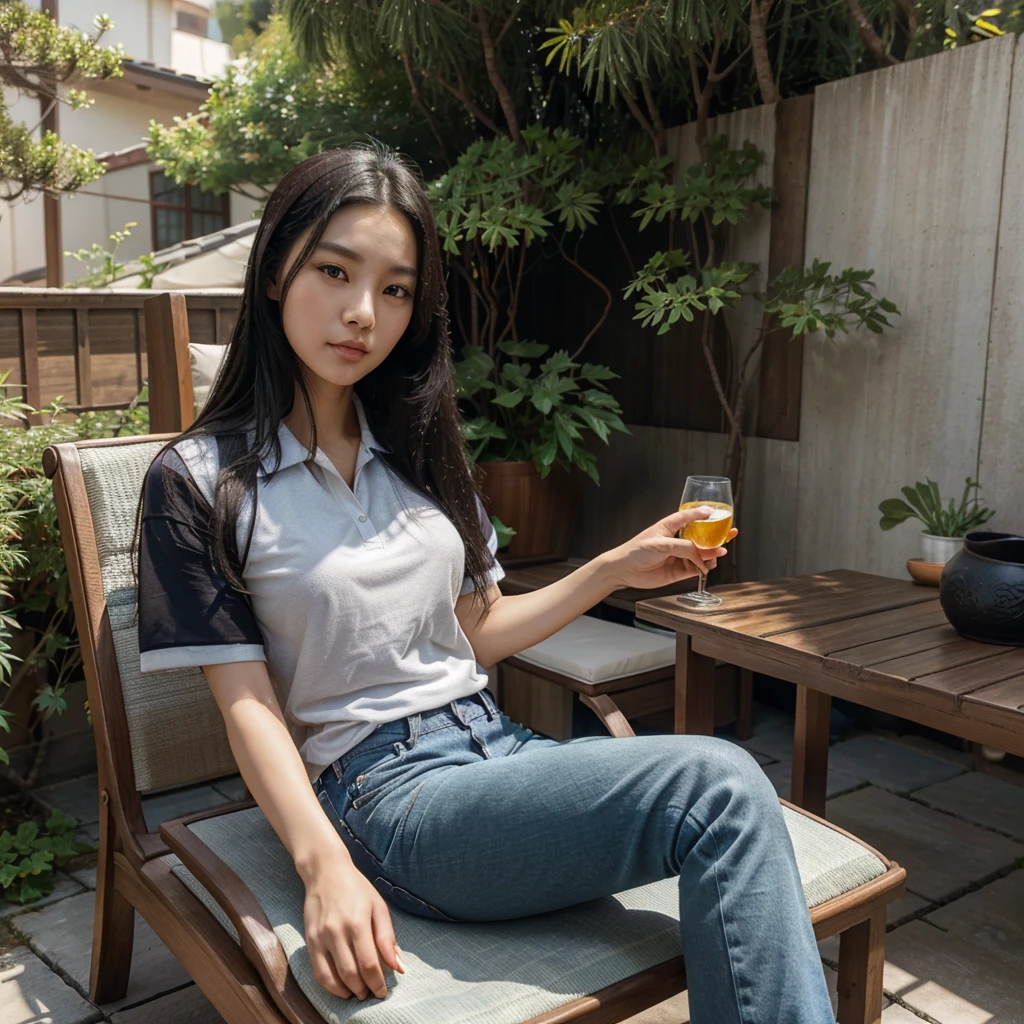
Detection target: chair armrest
<box><xmin>159</xmin><ymin>801</ymin><xmax>321</xmax><ymax>1024</ymax></box>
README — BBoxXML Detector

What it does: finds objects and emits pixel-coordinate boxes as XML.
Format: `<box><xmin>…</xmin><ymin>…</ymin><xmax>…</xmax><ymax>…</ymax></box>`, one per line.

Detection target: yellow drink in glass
<box><xmin>679</xmin><ymin>500</ymin><xmax>734</xmax><ymax>549</ymax></box>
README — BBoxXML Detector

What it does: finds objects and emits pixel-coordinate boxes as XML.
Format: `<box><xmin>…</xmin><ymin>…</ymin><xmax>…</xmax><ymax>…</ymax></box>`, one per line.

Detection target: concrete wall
<box><xmin>573</xmin><ymin>34</ymin><xmax>1024</xmax><ymax>584</ymax></box>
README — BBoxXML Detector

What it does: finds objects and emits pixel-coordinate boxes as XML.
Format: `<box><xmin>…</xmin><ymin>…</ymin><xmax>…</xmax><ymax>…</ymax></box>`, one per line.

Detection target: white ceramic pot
<box><xmin>921</xmin><ymin>533</ymin><xmax>963</xmax><ymax>564</ymax></box>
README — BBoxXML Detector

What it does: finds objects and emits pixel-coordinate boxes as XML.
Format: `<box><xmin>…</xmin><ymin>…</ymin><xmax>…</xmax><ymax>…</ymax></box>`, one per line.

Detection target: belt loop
<box><xmin>406</xmin><ymin>712</ymin><xmax>422</xmax><ymax>749</ymax></box>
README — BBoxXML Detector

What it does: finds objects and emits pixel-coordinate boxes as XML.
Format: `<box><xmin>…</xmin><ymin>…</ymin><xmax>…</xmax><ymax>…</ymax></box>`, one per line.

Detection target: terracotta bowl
<box><xmin>906</xmin><ymin>559</ymin><xmax>943</xmax><ymax>587</ymax></box>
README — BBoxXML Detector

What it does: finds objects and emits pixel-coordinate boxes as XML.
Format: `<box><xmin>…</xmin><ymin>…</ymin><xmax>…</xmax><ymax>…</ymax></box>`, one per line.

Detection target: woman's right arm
<box><xmin>202</xmin><ymin>659</ymin><xmax>405</xmax><ymax>1001</ymax></box>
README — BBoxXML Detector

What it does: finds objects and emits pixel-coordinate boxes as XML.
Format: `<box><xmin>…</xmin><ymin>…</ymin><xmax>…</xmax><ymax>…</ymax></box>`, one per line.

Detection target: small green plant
<box><xmin>0</xmin><ymin>808</ymin><xmax>92</xmax><ymax>904</ymax></box>
<box><xmin>64</xmin><ymin>221</ymin><xmax>137</xmax><ymax>287</ymax></box>
<box><xmin>879</xmin><ymin>478</ymin><xmax>995</xmax><ymax>538</ymax></box>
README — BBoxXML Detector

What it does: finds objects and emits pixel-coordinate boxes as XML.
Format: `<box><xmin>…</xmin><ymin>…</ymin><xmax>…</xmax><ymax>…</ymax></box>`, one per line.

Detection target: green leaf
<box><xmin>490</xmin><ymin>515</ymin><xmax>516</xmax><ymax>551</ymax></box>
<box><xmin>498</xmin><ymin>340</ymin><xmax>549</xmax><ymax>359</ymax></box>
<box><xmin>490</xmin><ymin>389</ymin><xmax>523</xmax><ymax>409</ymax></box>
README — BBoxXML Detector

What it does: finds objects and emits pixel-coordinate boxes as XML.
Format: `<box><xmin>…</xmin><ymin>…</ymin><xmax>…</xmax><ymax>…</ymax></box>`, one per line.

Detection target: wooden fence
<box><xmin>0</xmin><ymin>288</ymin><xmax>241</xmax><ymax>414</ymax></box>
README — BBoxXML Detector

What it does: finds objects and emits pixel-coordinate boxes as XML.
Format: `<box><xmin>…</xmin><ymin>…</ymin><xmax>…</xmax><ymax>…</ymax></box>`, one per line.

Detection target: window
<box><xmin>175</xmin><ymin>10</ymin><xmax>208</xmax><ymax>36</ymax></box>
<box><xmin>150</xmin><ymin>171</ymin><xmax>230</xmax><ymax>250</ymax></box>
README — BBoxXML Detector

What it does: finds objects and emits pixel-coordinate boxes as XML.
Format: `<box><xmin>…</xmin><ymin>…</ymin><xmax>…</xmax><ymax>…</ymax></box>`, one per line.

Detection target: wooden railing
<box><xmin>0</xmin><ymin>288</ymin><xmax>241</xmax><ymax>415</ymax></box>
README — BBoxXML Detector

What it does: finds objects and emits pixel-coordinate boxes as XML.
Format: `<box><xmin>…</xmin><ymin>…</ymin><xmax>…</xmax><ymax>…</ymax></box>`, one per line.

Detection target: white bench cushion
<box><xmin>189</xmin><ymin>342</ymin><xmax>229</xmax><ymax>416</ymax></box>
<box><xmin>513</xmin><ymin>616</ymin><xmax>676</xmax><ymax>684</ymax></box>
<box><xmin>166</xmin><ymin>803</ymin><xmax>886</xmax><ymax>1024</ymax></box>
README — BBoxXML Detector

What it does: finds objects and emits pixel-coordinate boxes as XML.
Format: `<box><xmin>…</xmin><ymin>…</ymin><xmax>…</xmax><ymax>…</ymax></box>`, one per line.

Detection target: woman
<box><xmin>137</xmin><ymin>146</ymin><xmax>834</xmax><ymax>1024</ymax></box>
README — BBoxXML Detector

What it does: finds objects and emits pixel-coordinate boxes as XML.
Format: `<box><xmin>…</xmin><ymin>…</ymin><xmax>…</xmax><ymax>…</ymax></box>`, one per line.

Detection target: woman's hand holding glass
<box><xmin>303</xmin><ymin>861</ymin><xmax>405</xmax><ymax>1001</ymax></box>
<box><xmin>604</xmin><ymin>505</ymin><xmax>738</xmax><ymax>591</ymax></box>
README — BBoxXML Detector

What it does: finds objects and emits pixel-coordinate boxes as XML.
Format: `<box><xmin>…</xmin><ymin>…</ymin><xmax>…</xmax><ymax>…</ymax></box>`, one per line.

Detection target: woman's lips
<box><xmin>328</xmin><ymin>342</ymin><xmax>367</xmax><ymax>362</ymax></box>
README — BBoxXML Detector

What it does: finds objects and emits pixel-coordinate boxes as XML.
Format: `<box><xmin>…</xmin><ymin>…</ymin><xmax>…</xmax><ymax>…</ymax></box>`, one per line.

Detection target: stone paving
<box><xmin>0</xmin><ymin>704</ymin><xmax>1021</xmax><ymax>1023</ymax></box>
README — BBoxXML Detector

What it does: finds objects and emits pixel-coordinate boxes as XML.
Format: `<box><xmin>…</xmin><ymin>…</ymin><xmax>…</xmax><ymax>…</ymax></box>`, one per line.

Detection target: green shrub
<box><xmin>0</xmin><ymin>375</ymin><xmax>149</xmax><ymax>780</ymax></box>
<box><xmin>0</xmin><ymin>808</ymin><xmax>91</xmax><ymax>904</ymax></box>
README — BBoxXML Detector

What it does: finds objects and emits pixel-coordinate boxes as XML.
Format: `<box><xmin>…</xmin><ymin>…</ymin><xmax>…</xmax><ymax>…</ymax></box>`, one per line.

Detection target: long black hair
<box><xmin>174</xmin><ymin>145</ymin><xmax>494</xmax><ymax>601</ymax></box>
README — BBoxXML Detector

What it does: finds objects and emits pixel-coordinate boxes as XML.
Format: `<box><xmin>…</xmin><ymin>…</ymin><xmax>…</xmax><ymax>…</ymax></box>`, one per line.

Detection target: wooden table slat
<box><xmin>769</xmin><ymin>600</ymin><xmax>948</xmax><ymax>657</ymax></box>
<box><xmin>961</xmin><ymin>676</ymin><xmax>1024</xmax><ymax>714</ymax></box>
<box><xmin>910</xmin><ymin>648</ymin><xmax>1024</xmax><ymax>708</ymax></box>
<box><xmin>847</xmin><ymin>640</ymin><xmax>1015</xmax><ymax>685</ymax></box>
<box><xmin>641</xmin><ymin>578</ymin><xmax>934</xmax><ymax>643</ymax></box>
<box><xmin>828</xmin><ymin>624</ymin><xmax>961</xmax><ymax>667</ymax></box>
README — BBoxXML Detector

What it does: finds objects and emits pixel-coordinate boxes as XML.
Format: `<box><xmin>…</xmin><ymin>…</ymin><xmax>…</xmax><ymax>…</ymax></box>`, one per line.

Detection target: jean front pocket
<box><xmin>344</xmin><ymin>741</ymin><xmax>409</xmax><ymax>808</ymax></box>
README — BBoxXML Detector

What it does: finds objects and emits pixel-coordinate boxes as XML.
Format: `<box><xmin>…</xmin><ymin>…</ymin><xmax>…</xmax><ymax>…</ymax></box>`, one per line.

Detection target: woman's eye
<box><xmin>318</xmin><ymin>264</ymin><xmax>346</xmax><ymax>281</ymax></box>
<box><xmin>384</xmin><ymin>284</ymin><xmax>412</xmax><ymax>299</ymax></box>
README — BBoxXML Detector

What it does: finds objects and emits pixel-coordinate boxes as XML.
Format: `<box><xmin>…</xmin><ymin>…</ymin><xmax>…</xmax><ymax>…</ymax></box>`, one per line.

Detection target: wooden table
<box><xmin>636</xmin><ymin>569</ymin><xmax>1024</xmax><ymax>817</ymax></box>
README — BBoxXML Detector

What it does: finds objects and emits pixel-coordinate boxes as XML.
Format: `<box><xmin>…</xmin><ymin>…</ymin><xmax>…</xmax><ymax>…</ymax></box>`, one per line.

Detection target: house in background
<box><xmin>0</xmin><ymin>0</ymin><xmax>254</xmax><ymax>287</ymax></box>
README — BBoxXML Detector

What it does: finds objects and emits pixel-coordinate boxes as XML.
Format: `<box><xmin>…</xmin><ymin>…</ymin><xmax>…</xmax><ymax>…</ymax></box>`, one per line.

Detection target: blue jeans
<box><xmin>313</xmin><ymin>691</ymin><xmax>834</xmax><ymax>1024</ymax></box>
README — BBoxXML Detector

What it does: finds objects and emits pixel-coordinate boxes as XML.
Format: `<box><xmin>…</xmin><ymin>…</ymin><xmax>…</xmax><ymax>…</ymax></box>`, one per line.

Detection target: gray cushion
<box><xmin>166</xmin><ymin>804</ymin><xmax>885</xmax><ymax>1024</ymax></box>
<box><xmin>79</xmin><ymin>442</ymin><xmax>237</xmax><ymax>793</ymax></box>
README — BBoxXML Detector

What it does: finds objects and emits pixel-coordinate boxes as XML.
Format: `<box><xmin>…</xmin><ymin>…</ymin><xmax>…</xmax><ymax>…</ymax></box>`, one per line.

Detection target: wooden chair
<box><xmin>45</xmin><ymin>432</ymin><xmax>907</xmax><ymax>1024</ymax></box>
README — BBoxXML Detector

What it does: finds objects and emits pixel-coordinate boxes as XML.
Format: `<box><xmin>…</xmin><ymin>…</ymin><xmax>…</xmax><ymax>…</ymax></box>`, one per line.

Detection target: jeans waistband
<box><xmin>336</xmin><ymin>690</ymin><xmax>497</xmax><ymax>772</ymax></box>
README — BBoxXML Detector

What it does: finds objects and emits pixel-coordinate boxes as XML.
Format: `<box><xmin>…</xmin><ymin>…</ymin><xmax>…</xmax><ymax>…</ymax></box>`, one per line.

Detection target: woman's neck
<box><xmin>284</xmin><ymin>378</ymin><xmax>361</xmax><ymax>452</ymax></box>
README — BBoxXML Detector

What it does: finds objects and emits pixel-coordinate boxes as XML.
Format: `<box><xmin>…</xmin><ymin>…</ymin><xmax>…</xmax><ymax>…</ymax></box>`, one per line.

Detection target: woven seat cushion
<box><xmin>513</xmin><ymin>616</ymin><xmax>676</xmax><ymax>684</ymax></box>
<box><xmin>167</xmin><ymin>804</ymin><xmax>886</xmax><ymax>1024</ymax></box>
<box><xmin>189</xmin><ymin>342</ymin><xmax>229</xmax><ymax>415</ymax></box>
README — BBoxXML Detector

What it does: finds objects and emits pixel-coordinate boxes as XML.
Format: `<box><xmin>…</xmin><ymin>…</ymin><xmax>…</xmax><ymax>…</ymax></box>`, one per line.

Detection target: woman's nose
<box><xmin>344</xmin><ymin>289</ymin><xmax>375</xmax><ymax>329</ymax></box>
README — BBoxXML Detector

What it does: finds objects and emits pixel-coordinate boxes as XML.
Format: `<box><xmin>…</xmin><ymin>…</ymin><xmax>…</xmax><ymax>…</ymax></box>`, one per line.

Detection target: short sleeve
<box><xmin>459</xmin><ymin>499</ymin><xmax>506</xmax><ymax>596</ymax></box>
<box><xmin>138</xmin><ymin>449</ymin><xmax>266</xmax><ymax>673</ymax></box>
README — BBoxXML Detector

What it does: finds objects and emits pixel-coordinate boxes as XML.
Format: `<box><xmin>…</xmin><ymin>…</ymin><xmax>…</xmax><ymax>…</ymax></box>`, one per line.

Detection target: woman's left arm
<box><xmin>456</xmin><ymin>505</ymin><xmax>738</xmax><ymax>668</ymax></box>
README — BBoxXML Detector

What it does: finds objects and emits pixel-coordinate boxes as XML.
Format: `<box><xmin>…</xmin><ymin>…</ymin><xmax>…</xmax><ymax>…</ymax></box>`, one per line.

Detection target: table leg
<box><xmin>792</xmin><ymin>686</ymin><xmax>831</xmax><ymax>817</ymax></box>
<box><xmin>674</xmin><ymin>632</ymin><xmax>715</xmax><ymax>735</ymax></box>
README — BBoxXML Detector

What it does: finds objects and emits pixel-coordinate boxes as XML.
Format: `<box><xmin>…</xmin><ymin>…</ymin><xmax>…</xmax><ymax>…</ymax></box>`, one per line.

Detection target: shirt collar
<box><xmin>258</xmin><ymin>393</ymin><xmax>389</xmax><ymax>477</ymax></box>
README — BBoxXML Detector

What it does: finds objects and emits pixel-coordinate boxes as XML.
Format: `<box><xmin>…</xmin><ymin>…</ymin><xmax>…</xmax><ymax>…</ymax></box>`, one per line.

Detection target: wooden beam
<box><xmin>144</xmin><ymin>293</ymin><xmax>194</xmax><ymax>434</ymax></box>
<box><xmin>756</xmin><ymin>94</ymin><xmax>815</xmax><ymax>441</ymax></box>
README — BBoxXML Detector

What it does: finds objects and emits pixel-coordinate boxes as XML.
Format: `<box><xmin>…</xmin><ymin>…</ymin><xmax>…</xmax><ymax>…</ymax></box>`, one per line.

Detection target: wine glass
<box><xmin>677</xmin><ymin>475</ymin><xmax>734</xmax><ymax>609</ymax></box>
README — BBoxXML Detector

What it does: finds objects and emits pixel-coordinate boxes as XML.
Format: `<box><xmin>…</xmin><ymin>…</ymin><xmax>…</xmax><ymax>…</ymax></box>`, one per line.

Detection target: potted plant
<box><xmin>432</xmin><ymin>130</ymin><xmax>634</xmax><ymax>561</ymax></box>
<box><xmin>878</xmin><ymin>478</ymin><xmax>995</xmax><ymax>564</ymax></box>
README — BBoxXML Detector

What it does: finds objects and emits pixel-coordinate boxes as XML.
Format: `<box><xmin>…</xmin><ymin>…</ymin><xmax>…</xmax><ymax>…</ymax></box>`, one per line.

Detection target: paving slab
<box><xmin>827</xmin><ymin>737</ymin><xmax>965</xmax><ymax>795</ymax></box>
<box><xmin>826</xmin><ymin>787</ymin><xmax>1022</xmax><ymax>903</ymax></box>
<box><xmin>817</xmin><ymin>892</ymin><xmax>932</xmax><ymax>962</ymax></box>
<box><xmin>64</xmin><ymin>864</ymin><xmax>96</xmax><ymax>891</ymax></box>
<box><xmin>890</xmin><ymin>733</ymin><xmax>974</xmax><ymax>770</ymax></box>
<box><xmin>735</xmin><ymin>705</ymin><xmax>795</xmax><ymax>763</ymax></box>
<box><xmin>0</xmin><ymin>945</ymin><xmax>101</xmax><ymax>1024</ymax></box>
<box><xmin>9</xmin><ymin>892</ymin><xmax>191</xmax><ymax>1012</ymax></box>
<box><xmin>914</xmin><ymin>771</ymin><xmax>1024</xmax><ymax>841</ymax></box>
<box><xmin>0</xmin><ymin>874</ymin><xmax>85</xmax><ymax>920</ymax></box>
<box><xmin>884</xmin><ymin>918</ymin><xmax>1021</xmax><ymax>1023</ymax></box>
<box><xmin>109</xmin><ymin>983</ymin><xmax>224</xmax><ymax>1023</ymax></box>
<box><xmin>762</xmin><ymin>760</ymin><xmax>864</xmax><ymax>802</ymax></box>
<box><xmin>31</xmin><ymin>775</ymin><xmax>99</xmax><ymax>828</ymax></box>
<box><xmin>141</xmin><ymin>785</ymin><xmax>229</xmax><ymax>831</ymax></box>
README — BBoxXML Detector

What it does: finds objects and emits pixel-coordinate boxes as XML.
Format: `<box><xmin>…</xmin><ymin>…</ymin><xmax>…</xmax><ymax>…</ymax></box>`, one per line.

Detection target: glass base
<box><xmin>677</xmin><ymin>590</ymin><xmax>723</xmax><ymax>610</ymax></box>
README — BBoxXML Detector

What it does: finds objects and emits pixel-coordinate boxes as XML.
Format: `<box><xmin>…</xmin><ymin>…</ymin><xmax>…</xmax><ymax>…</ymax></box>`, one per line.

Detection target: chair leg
<box><xmin>90</xmin><ymin>795</ymin><xmax>135</xmax><ymax>1004</ymax></box>
<box><xmin>836</xmin><ymin>909</ymin><xmax>886</xmax><ymax>1024</ymax></box>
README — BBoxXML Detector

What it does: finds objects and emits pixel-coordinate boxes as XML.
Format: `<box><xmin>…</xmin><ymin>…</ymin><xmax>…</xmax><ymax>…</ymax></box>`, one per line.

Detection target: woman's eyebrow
<box><xmin>315</xmin><ymin>240</ymin><xmax>417</xmax><ymax>279</ymax></box>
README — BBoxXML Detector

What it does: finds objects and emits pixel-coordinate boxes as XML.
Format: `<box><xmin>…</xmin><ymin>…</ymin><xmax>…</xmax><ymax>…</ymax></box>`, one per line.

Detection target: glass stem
<box><xmin>697</xmin><ymin>572</ymin><xmax>708</xmax><ymax>597</ymax></box>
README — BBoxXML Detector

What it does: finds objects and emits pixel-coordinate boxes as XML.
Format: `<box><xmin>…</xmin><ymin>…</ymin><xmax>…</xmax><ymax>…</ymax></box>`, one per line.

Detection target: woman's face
<box><xmin>271</xmin><ymin>203</ymin><xmax>418</xmax><ymax>390</ymax></box>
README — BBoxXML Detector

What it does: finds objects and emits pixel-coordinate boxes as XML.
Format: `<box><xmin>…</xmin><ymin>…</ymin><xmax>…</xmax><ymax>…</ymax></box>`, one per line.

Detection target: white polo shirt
<box><xmin>137</xmin><ymin>397</ymin><xmax>504</xmax><ymax>781</ymax></box>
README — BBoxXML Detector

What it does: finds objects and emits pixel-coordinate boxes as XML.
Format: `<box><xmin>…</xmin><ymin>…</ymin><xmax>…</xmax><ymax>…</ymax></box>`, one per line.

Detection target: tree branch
<box><xmin>845</xmin><ymin>0</ymin><xmax>898</xmax><ymax>66</ymax></box>
<box><xmin>476</xmin><ymin>6</ymin><xmax>521</xmax><ymax>144</ymax></box>
<box><xmin>495</xmin><ymin>0</ymin><xmax>523</xmax><ymax>47</ymax></box>
<box><xmin>618</xmin><ymin>83</ymin><xmax>660</xmax><ymax>154</ymax></box>
<box><xmin>749</xmin><ymin>0</ymin><xmax>781</xmax><ymax>104</ymax></box>
<box><xmin>638</xmin><ymin>76</ymin><xmax>665</xmax><ymax>152</ymax></box>
<box><xmin>402</xmin><ymin>48</ymin><xmax>449</xmax><ymax>163</ymax></box>
<box><xmin>423</xmin><ymin>67</ymin><xmax>502</xmax><ymax>136</ymax></box>
<box><xmin>558</xmin><ymin>240</ymin><xmax>614</xmax><ymax>362</ymax></box>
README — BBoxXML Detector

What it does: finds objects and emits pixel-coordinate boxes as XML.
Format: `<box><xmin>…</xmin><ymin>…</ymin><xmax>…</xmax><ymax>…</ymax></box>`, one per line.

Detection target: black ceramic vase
<box><xmin>939</xmin><ymin>532</ymin><xmax>1024</xmax><ymax>645</ymax></box>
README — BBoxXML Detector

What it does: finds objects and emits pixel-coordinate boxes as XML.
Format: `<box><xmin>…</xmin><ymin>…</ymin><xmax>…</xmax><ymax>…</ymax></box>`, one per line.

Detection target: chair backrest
<box><xmin>145</xmin><ymin>293</ymin><xmax>230</xmax><ymax>435</ymax></box>
<box><xmin>46</xmin><ymin>435</ymin><xmax>237</xmax><ymax>816</ymax></box>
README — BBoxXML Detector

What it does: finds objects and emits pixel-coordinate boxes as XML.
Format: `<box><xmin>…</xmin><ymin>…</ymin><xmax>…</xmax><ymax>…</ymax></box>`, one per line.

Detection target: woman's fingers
<box><xmin>373</xmin><ymin>899</ymin><xmax>405</xmax><ymax>974</ymax></box>
<box><xmin>353</xmin><ymin>930</ymin><xmax>389</xmax><ymax>1001</ymax></box>
<box><xmin>651</xmin><ymin>537</ymin><xmax>726</xmax><ymax>573</ymax></box>
<box><xmin>664</xmin><ymin>505</ymin><xmax>714</xmax><ymax>531</ymax></box>
<box><xmin>334</xmin><ymin>942</ymin><xmax>372</xmax><ymax>1001</ymax></box>
<box><xmin>309</xmin><ymin>946</ymin><xmax>352</xmax><ymax>1000</ymax></box>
